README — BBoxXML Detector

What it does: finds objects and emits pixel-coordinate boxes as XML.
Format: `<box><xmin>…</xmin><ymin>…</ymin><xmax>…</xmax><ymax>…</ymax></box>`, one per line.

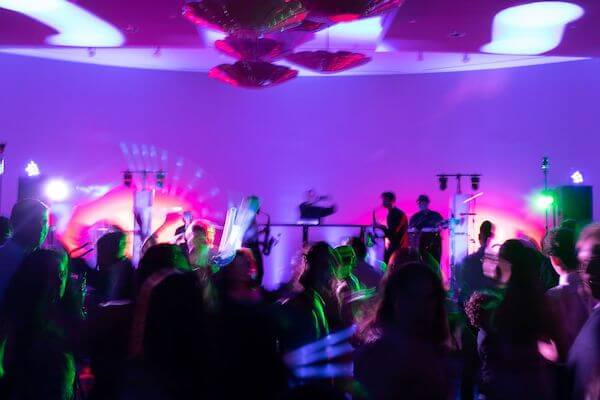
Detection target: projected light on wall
<box><xmin>0</xmin><ymin>0</ymin><xmax>125</xmax><ymax>47</ymax></box>
<box><xmin>482</xmin><ymin>2</ymin><xmax>584</xmax><ymax>55</ymax></box>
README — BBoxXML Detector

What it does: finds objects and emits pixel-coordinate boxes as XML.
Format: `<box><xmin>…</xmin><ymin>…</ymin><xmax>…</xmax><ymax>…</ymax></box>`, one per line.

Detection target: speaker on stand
<box><xmin>555</xmin><ymin>185</ymin><xmax>593</xmax><ymax>231</ymax></box>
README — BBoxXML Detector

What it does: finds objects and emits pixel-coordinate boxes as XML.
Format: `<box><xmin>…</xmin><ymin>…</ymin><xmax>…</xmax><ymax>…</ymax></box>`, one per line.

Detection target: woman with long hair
<box><xmin>0</xmin><ymin>249</ymin><xmax>77</xmax><ymax>399</ymax></box>
<box><xmin>280</xmin><ymin>242</ymin><xmax>348</xmax><ymax>350</ymax></box>
<box><xmin>467</xmin><ymin>239</ymin><xmax>559</xmax><ymax>400</ymax></box>
<box><xmin>355</xmin><ymin>262</ymin><xmax>450</xmax><ymax>400</ymax></box>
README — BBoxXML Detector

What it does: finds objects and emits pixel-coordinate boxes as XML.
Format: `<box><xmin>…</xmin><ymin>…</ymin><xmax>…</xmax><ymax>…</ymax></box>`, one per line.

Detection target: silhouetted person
<box><xmin>569</xmin><ymin>239</ymin><xmax>600</xmax><ymax>400</ymax></box>
<box><xmin>213</xmin><ymin>248</ymin><xmax>262</xmax><ymax>304</ymax></box>
<box><xmin>346</xmin><ymin>237</ymin><xmax>381</xmax><ymax>291</ymax></box>
<box><xmin>85</xmin><ymin>244</ymin><xmax>190</xmax><ymax>400</ymax></box>
<box><xmin>88</xmin><ymin>231</ymin><xmax>134</xmax><ymax>307</ymax></box>
<box><xmin>355</xmin><ymin>263</ymin><xmax>450</xmax><ymax>400</ymax></box>
<box><xmin>185</xmin><ymin>220</ymin><xmax>214</xmax><ymax>279</ymax></box>
<box><xmin>0</xmin><ymin>199</ymin><xmax>49</xmax><ymax>298</ymax></box>
<box><xmin>281</xmin><ymin>242</ymin><xmax>347</xmax><ymax>350</ymax></box>
<box><xmin>242</xmin><ymin>195</ymin><xmax>265</xmax><ymax>286</ymax></box>
<box><xmin>299</xmin><ymin>190</ymin><xmax>336</xmax><ymax>222</ymax></box>
<box><xmin>576</xmin><ymin>223</ymin><xmax>600</xmax><ymax>269</ymax></box>
<box><xmin>409</xmin><ymin>195</ymin><xmax>444</xmax><ymax>265</ymax></box>
<box><xmin>458</xmin><ymin>221</ymin><xmax>496</xmax><ymax>307</ymax></box>
<box><xmin>467</xmin><ymin>240</ymin><xmax>559</xmax><ymax>400</ymax></box>
<box><xmin>375</xmin><ymin>192</ymin><xmax>408</xmax><ymax>264</ymax></box>
<box><xmin>543</xmin><ymin>228</ymin><xmax>593</xmax><ymax>361</ymax></box>
<box><xmin>125</xmin><ymin>272</ymin><xmax>210</xmax><ymax>399</ymax></box>
<box><xmin>0</xmin><ymin>250</ymin><xmax>76</xmax><ymax>399</ymax></box>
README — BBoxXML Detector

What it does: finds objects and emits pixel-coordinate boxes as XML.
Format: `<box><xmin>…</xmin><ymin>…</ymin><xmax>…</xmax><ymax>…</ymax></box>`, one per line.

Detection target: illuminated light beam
<box><xmin>481</xmin><ymin>2</ymin><xmax>584</xmax><ymax>55</ymax></box>
<box><xmin>284</xmin><ymin>325</ymin><xmax>356</xmax><ymax>363</ymax></box>
<box><xmin>285</xmin><ymin>342</ymin><xmax>353</xmax><ymax>368</ymax></box>
<box><xmin>294</xmin><ymin>362</ymin><xmax>354</xmax><ymax>379</ymax></box>
<box><xmin>0</xmin><ymin>0</ymin><xmax>125</xmax><ymax>47</ymax></box>
<box><xmin>463</xmin><ymin>192</ymin><xmax>485</xmax><ymax>204</ymax></box>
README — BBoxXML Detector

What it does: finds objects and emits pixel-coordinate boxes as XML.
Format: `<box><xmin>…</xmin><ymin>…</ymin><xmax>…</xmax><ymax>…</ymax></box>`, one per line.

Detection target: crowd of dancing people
<box><xmin>0</xmin><ymin>197</ymin><xmax>600</xmax><ymax>400</ymax></box>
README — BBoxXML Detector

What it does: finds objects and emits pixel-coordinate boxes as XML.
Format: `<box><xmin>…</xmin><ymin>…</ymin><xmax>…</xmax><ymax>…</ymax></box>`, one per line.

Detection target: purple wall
<box><xmin>1</xmin><ymin>54</ymin><xmax>599</xmax><ymax>284</ymax></box>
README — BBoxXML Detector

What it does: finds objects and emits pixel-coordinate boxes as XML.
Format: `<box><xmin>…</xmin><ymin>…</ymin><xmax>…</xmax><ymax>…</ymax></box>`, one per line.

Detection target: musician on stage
<box><xmin>374</xmin><ymin>192</ymin><xmax>409</xmax><ymax>263</ymax></box>
<box><xmin>242</xmin><ymin>195</ymin><xmax>265</xmax><ymax>285</ymax></box>
<box><xmin>299</xmin><ymin>189</ymin><xmax>336</xmax><ymax>222</ymax></box>
<box><xmin>409</xmin><ymin>195</ymin><xmax>444</xmax><ymax>265</ymax></box>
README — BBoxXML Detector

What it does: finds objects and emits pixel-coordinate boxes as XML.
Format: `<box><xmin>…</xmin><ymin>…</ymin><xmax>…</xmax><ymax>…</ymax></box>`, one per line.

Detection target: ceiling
<box><xmin>0</xmin><ymin>0</ymin><xmax>598</xmax><ymax>75</ymax></box>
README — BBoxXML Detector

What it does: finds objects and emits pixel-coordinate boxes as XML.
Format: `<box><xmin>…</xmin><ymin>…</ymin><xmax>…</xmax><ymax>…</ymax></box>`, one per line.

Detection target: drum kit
<box><xmin>369</xmin><ymin>212</ymin><xmax>449</xmax><ymax>256</ymax></box>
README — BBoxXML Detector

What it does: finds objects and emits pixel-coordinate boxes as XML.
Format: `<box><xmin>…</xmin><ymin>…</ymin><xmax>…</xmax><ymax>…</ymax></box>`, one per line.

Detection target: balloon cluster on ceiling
<box><xmin>183</xmin><ymin>0</ymin><xmax>404</xmax><ymax>88</ymax></box>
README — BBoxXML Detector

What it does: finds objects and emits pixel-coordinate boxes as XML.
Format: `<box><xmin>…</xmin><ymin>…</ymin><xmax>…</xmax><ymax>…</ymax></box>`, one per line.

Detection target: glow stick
<box><xmin>285</xmin><ymin>342</ymin><xmax>353</xmax><ymax>368</ymax></box>
<box><xmin>284</xmin><ymin>325</ymin><xmax>356</xmax><ymax>364</ymax></box>
<box><xmin>294</xmin><ymin>363</ymin><xmax>354</xmax><ymax>379</ymax></box>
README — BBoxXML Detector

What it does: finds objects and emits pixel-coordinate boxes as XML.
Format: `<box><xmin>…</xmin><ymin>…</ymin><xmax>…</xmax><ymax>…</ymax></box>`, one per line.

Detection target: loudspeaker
<box><xmin>555</xmin><ymin>185</ymin><xmax>593</xmax><ymax>228</ymax></box>
<box><xmin>17</xmin><ymin>176</ymin><xmax>44</xmax><ymax>202</ymax></box>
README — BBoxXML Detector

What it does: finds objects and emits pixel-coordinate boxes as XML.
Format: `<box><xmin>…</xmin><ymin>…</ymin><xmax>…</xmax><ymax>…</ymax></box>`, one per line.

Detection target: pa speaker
<box><xmin>17</xmin><ymin>176</ymin><xmax>44</xmax><ymax>202</ymax></box>
<box><xmin>556</xmin><ymin>185</ymin><xmax>593</xmax><ymax>228</ymax></box>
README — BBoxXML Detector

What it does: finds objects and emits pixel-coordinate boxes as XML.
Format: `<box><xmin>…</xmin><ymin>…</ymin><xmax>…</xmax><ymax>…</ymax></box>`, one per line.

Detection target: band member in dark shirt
<box><xmin>409</xmin><ymin>195</ymin><xmax>444</xmax><ymax>265</ymax></box>
<box><xmin>374</xmin><ymin>192</ymin><xmax>409</xmax><ymax>264</ymax></box>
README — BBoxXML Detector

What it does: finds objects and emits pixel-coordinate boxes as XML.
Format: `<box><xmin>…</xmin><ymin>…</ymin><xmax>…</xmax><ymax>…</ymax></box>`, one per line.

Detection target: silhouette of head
<box><xmin>300</xmin><ymin>241</ymin><xmax>341</xmax><ymax>292</ymax></box>
<box><xmin>138</xmin><ymin>244</ymin><xmax>191</xmax><ymax>289</ymax></box>
<box><xmin>9</xmin><ymin>199</ymin><xmax>49</xmax><ymax>249</ymax></box>
<box><xmin>376</xmin><ymin>262</ymin><xmax>447</xmax><ymax>343</ymax></box>
<box><xmin>478</xmin><ymin>220</ymin><xmax>495</xmax><ymax>248</ymax></box>
<box><xmin>213</xmin><ymin>248</ymin><xmax>261</xmax><ymax>303</ymax></box>
<box><xmin>417</xmin><ymin>195</ymin><xmax>430</xmax><ymax>212</ymax></box>
<box><xmin>585</xmin><ymin>245</ymin><xmax>600</xmax><ymax>299</ymax></box>
<box><xmin>347</xmin><ymin>237</ymin><xmax>367</xmax><ymax>261</ymax></box>
<box><xmin>578</xmin><ymin>223</ymin><xmax>600</xmax><ymax>267</ymax></box>
<box><xmin>96</xmin><ymin>231</ymin><xmax>127</xmax><ymax>268</ymax></box>
<box><xmin>381</xmin><ymin>192</ymin><xmax>396</xmax><ymax>209</ymax></box>
<box><xmin>543</xmin><ymin>227</ymin><xmax>578</xmax><ymax>273</ymax></box>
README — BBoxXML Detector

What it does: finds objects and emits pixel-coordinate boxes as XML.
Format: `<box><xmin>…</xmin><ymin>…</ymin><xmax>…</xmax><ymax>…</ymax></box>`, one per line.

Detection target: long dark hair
<box><xmin>139</xmin><ymin>272</ymin><xmax>209</xmax><ymax>397</ymax></box>
<box><xmin>495</xmin><ymin>239</ymin><xmax>554</xmax><ymax>342</ymax></box>
<box><xmin>369</xmin><ymin>262</ymin><xmax>449</xmax><ymax>348</ymax></box>
<box><xmin>299</xmin><ymin>241</ymin><xmax>340</xmax><ymax>294</ymax></box>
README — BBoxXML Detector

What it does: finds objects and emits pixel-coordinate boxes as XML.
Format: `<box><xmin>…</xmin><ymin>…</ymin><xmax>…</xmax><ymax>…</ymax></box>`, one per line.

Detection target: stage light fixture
<box><xmin>438</xmin><ymin>176</ymin><xmax>448</xmax><ymax>191</ymax></box>
<box><xmin>571</xmin><ymin>170</ymin><xmax>584</xmax><ymax>184</ymax></box>
<box><xmin>44</xmin><ymin>179</ymin><xmax>71</xmax><ymax>202</ymax></box>
<box><xmin>123</xmin><ymin>170</ymin><xmax>132</xmax><ymax>187</ymax></box>
<box><xmin>25</xmin><ymin>161</ymin><xmax>40</xmax><ymax>177</ymax></box>
<box><xmin>471</xmin><ymin>175</ymin><xmax>480</xmax><ymax>191</ymax></box>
